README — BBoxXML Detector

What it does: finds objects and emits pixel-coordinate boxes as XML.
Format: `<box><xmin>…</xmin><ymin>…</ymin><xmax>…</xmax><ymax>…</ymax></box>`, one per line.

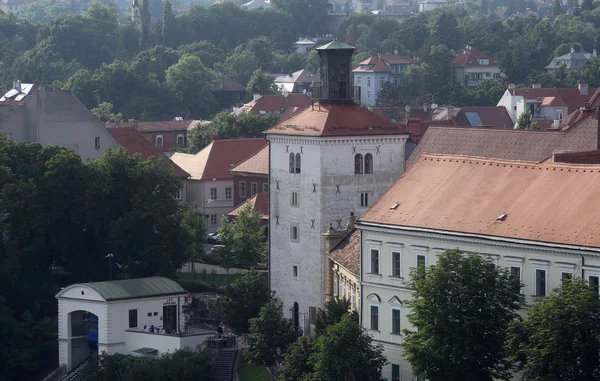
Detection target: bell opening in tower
<box><xmin>313</xmin><ymin>41</ymin><xmax>360</xmax><ymax>105</ymax></box>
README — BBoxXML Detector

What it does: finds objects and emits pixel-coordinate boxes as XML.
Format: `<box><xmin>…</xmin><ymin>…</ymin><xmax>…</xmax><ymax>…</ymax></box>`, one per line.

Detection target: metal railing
<box><xmin>311</xmin><ymin>84</ymin><xmax>360</xmax><ymax>104</ymax></box>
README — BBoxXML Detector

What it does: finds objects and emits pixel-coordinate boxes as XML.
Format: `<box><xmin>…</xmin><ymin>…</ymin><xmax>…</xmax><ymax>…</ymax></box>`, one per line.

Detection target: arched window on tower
<box><xmin>365</xmin><ymin>153</ymin><xmax>373</xmax><ymax>174</ymax></box>
<box><xmin>354</xmin><ymin>154</ymin><xmax>363</xmax><ymax>174</ymax></box>
<box><xmin>289</xmin><ymin>153</ymin><xmax>295</xmax><ymax>173</ymax></box>
<box><xmin>295</xmin><ymin>153</ymin><xmax>301</xmax><ymax>173</ymax></box>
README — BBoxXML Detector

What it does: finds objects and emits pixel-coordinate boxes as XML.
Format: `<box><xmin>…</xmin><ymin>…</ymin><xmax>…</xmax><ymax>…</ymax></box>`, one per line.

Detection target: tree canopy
<box><xmin>223</xmin><ymin>270</ymin><xmax>271</xmax><ymax>335</ymax></box>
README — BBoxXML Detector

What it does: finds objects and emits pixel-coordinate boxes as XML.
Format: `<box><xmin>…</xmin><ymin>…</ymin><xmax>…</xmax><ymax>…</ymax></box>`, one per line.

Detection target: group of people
<box><xmin>143</xmin><ymin>325</ymin><xmax>167</xmax><ymax>334</ymax></box>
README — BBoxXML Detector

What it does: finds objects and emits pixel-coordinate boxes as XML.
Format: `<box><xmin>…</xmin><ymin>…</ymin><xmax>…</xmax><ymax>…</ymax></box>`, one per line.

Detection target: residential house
<box><xmin>106</xmin><ymin>127</ymin><xmax>190</xmax><ymax>202</ymax></box>
<box><xmin>266</xmin><ymin>41</ymin><xmax>409</xmax><ymax>333</ymax></box>
<box><xmin>226</xmin><ymin>193</ymin><xmax>269</xmax><ymax>236</ymax></box>
<box><xmin>274</xmin><ymin>70</ymin><xmax>320</xmax><ymax>94</ymax></box>
<box><xmin>0</xmin><ymin>0</ymin><xmax>33</xmax><ymax>13</ymax></box>
<box><xmin>229</xmin><ymin>144</ymin><xmax>269</xmax><ymax>209</ymax></box>
<box><xmin>106</xmin><ymin>119</ymin><xmax>195</xmax><ymax>153</ymax></box>
<box><xmin>352</xmin><ymin>0</ymin><xmax>375</xmax><ymax>12</ymax></box>
<box><xmin>454</xmin><ymin>47</ymin><xmax>501</xmax><ymax>87</ymax></box>
<box><xmin>452</xmin><ymin>106</ymin><xmax>513</xmax><ymax>128</ymax></box>
<box><xmin>213</xmin><ymin>76</ymin><xmax>247</xmax><ymax>110</ymax></box>
<box><xmin>294</xmin><ymin>38</ymin><xmax>317</xmax><ymax>55</ymax></box>
<box><xmin>234</xmin><ymin>93</ymin><xmax>311</xmax><ymax>120</ymax></box>
<box><xmin>0</xmin><ymin>81</ymin><xmax>119</xmax><ymax>161</ymax></box>
<box><xmin>545</xmin><ymin>47</ymin><xmax>597</xmax><ymax>72</ymax></box>
<box><xmin>330</xmin><ymin>0</ymin><xmax>351</xmax><ymax>13</ymax></box>
<box><xmin>240</xmin><ymin>0</ymin><xmax>270</xmax><ymax>8</ymax></box>
<box><xmin>497</xmin><ymin>83</ymin><xmax>595</xmax><ymax>125</ymax></box>
<box><xmin>57</xmin><ymin>277</ymin><xmax>214</xmax><ymax>372</ymax></box>
<box><xmin>170</xmin><ymin>138</ymin><xmax>268</xmax><ymax>233</ymax></box>
<box><xmin>353</xmin><ymin>54</ymin><xmax>417</xmax><ymax>106</ymax></box>
<box><xmin>418</xmin><ymin>0</ymin><xmax>448</xmax><ymax>11</ymax></box>
<box><xmin>357</xmin><ymin>149</ymin><xmax>600</xmax><ymax>380</ymax></box>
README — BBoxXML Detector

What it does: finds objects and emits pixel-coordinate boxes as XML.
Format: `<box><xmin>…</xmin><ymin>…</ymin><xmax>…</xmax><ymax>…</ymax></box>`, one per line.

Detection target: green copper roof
<box><xmin>83</xmin><ymin>277</ymin><xmax>185</xmax><ymax>301</ymax></box>
<box><xmin>315</xmin><ymin>41</ymin><xmax>356</xmax><ymax>51</ymax></box>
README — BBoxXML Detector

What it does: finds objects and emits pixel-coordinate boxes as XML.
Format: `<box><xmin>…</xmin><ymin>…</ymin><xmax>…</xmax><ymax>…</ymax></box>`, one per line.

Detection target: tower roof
<box><xmin>264</xmin><ymin>103</ymin><xmax>408</xmax><ymax>137</ymax></box>
<box><xmin>315</xmin><ymin>41</ymin><xmax>356</xmax><ymax>51</ymax></box>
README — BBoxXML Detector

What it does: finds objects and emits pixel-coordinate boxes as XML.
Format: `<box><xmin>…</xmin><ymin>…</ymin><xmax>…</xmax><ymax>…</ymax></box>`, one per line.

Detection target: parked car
<box><xmin>206</xmin><ymin>232</ymin><xmax>221</xmax><ymax>244</ymax></box>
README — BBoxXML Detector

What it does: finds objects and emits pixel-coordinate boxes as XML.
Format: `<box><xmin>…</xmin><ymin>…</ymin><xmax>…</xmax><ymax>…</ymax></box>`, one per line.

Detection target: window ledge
<box><xmin>369</xmin><ymin>329</ymin><xmax>380</xmax><ymax>333</ymax></box>
<box><xmin>530</xmin><ymin>295</ymin><xmax>546</xmax><ymax>298</ymax></box>
<box><xmin>390</xmin><ymin>332</ymin><xmax>402</xmax><ymax>336</ymax></box>
<box><xmin>388</xmin><ymin>276</ymin><xmax>404</xmax><ymax>280</ymax></box>
<box><xmin>368</xmin><ymin>273</ymin><xmax>382</xmax><ymax>277</ymax></box>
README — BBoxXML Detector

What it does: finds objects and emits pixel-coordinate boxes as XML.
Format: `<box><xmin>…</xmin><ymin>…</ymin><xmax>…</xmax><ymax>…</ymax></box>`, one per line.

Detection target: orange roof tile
<box><xmin>361</xmin><ymin>154</ymin><xmax>600</xmax><ymax>248</ymax></box>
<box><xmin>329</xmin><ymin>229</ymin><xmax>360</xmax><ymax>276</ymax></box>
<box><xmin>171</xmin><ymin>138</ymin><xmax>268</xmax><ymax>180</ymax></box>
<box><xmin>227</xmin><ymin>193</ymin><xmax>269</xmax><ymax>219</ymax></box>
<box><xmin>455</xmin><ymin>48</ymin><xmax>497</xmax><ymax>67</ymax></box>
<box><xmin>106</xmin><ymin>127</ymin><xmax>189</xmax><ymax>178</ymax></box>
<box><xmin>241</xmin><ymin>94</ymin><xmax>311</xmax><ymax>120</ymax></box>
<box><xmin>230</xmin><ymin>145</ymin><xmax>269</xmax><ymax>176</ymax></box>
<box><xmin>264</xmin><ymin>103</ymin><xmax>409</xmax><ymax>137</ymax></box>
<box><xmin>510</xmin><ymin>88</ymin><xmax>595</xmax><ymax>112</ymax></box>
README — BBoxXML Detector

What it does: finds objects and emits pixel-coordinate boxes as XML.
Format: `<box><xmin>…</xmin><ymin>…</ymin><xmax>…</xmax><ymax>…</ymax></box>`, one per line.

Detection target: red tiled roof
<box><xmin>214</xmin><ymin>77</ymin><xmax>246</xmax><ymax>92</ymax></box>
<box><xmin>510</xmin><ymin>88</ymin><xmax>596</xmax><ymax>113</ymax></box>
<box><xmin>407</xmin><ymin>113</ymin><xmax>599</xmax><ymax>167</ymax></box>
<box><xmin>455</xmin><ymin>106</ymin><xmax>513</xmax><ymax>129</ymax></box>
<box><xmin>455</xmin><ymin>48</ymin><xmax>497</xmax><ymax>67</ymax></box>
<box><xmin>106</xmin><ymin>127</ymin><xmax>190</xmax><ymax>178</ymax></box>
<box><xmin>230</xmin><ymin>145</ymin><xmax>268</xmax><ymax>176</ymax></box>
<box><xmin>353</xmin><ymin>54</ymin><xmax>416</xmax><ymax>73</ymax></box>
<box><xmin>242</xmin><ymin>94</ymin><xmax>311</xmax><ymax>121</ymax></box>
<box><xmin>264</xmin><ymin>103</ymin><xmax>409</xmax><ymax>137</ymax></box>
<box><xmin>360</xmin><ymin>154</ymin><xmax>600</xmax><ymax>248</ymax></box>
<box><xmin>329</xmin><ymin>228</ymin><xmax>360</xmax><ymax>276</ymax></box>
<box><xmin>106</xmin><ymin>120</ymin><xmax>192</xmax><ymax>132</ymax></box>
<box><xmin>171</xmin><ymin>138</ymin><xmax>268</xmax><ymax>180</ymax></box>
<box><xmin>227</xmin><ymin>193</ymin><xmax>269</xmax><ymax>220</ymax></box>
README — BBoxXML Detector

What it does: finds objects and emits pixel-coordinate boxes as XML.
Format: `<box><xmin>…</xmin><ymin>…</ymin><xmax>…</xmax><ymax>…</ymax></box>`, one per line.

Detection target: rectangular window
<box><xmin>392</xmin><ymin>251</ymin><xmax>401</xmax><ymax>277</ymax></box>
<box><xmin>176</xmin><ymin>134</ymin><xmax>185</xmax><ymax>147</ymax></box>
<box><xmin>356</xmin><ymin>76</ymin><xmax>361</xmax><ymax>85</ymax></box>
<box><xmin>510</xmin><ymin>266</ymin><xmax>521</xmax><ymax>280</ymax></box>
<box><xmin>174</xmin><ymin>188</ymin><xmax>182</xmax><ymax>200</ymax></box>
<box><xmin>251</xmin><ymin>182</ymin><xmax>258</xmax><ymax>196</ymax></box>
<box><xmin>360</xmin><ymin>192</ymin><xmax>369</xmax><ymax>207</ymax></box>
<box><xmin>262</xmin><ymin>183</ymin><xmax>269</xmax><ymax>193</ymax></box>
<box><xmin>210</xmin><ymin>187</ymin><xmax>217</xmax><ymax>200</ymax></box>
<box><xmin>392</xmin><ymin>364</ymin><xmax>400</xmax><ymax>381</ymax></box>
<box><xmin>291</xmin><ymin>191</ymin><xmax>299</xmax><ymax>207</ymax></box>
<box><xmin>128</xmin><ymin>309</ymin><xmax>138</xmax><ymax>328</ymax></box>
<box><xmin>370</xmin><ymin>305</ymin><xmax>379</xmax><ymax>331</ymax></box>
<box><xmin>590</xmin><ymin>276</ymin><xmax>599</xmax><ymax>294</ymax></box>
<box><xmin>210</xmin><ymin>214</ymin><xmax>217</xmax><ymax>225</ymax></box>
<box><xmin>155</xmin><ymin>135</ymin><xmax>163</xmax><ymax>148</ymax></box>
<box><xmin>293</xmin><ymin>265</ymin><xmax>298</xmax><ymax>277</ymax></box>
<box><xmin>417</xmin><ymin>254</ymin><xmax>426</xmax><ymax>267</ymax></box>
<box><xmin>367</xmin><ymin>77</ymin><xmax>371</xmax><ymax>87</ymax></box>
<box><xmin>561</xmin><ymin>272</ymin><xmax>572</xmax><ymax>280</ymax></box>
<box><xmin>225</xmin><ymin>187</ymin><xmax>232</xmax><ymax>200</ymax></box>
<box><xmin>94</xmin><ymin>136</ymin><xmax>100</xmax><ymax>149</ymax></box>
<box><xmin>239</xmin><ymin>181</ymin><xmax>246</xmax><ymax>198</ymax></box>
<box><xmin>367</xmin><ymin>90</ymin><xmax>371</xmax><ymax>98</ymax></box>
<box><xmin>392</xmin><ymin>309</ymin><xmax>401</xmax><ymax>334</ymax></box>
<box><xmin>380</xmin><ymin>77</ymin><xmax>386</xmax><ymax>86</ymax></box>
<box><xmin>535</xmin><ymin>269</ymin><xmax>546</xmax><ymax>297</ymax></box>
<box><xmin>291</xmin><ymin>226</ymin><xmax>299</xmax><ymax>241</ymax></box>
<box><xmin>370</xmin><ymin>249</ymin><xmax>379</xmax><ymax>274</ymax></box>
<box><xmin>556</xmin><ymin>109</ymin><xmax>564</xmax><ymax>120</ymax></box>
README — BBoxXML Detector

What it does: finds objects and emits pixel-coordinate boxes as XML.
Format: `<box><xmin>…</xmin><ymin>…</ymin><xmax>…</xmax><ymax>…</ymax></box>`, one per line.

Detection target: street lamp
<box><xmin>105</xmin><ymin>253</ymin><xmax>114</xmax><ymax>280</ymax></box>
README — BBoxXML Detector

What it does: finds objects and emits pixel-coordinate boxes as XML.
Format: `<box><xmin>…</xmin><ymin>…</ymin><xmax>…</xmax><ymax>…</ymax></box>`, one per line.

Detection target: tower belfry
<box><xmin>313</xmin><ymin>41</ymin><xmax>360</xmax><ymax>105</ymax></box>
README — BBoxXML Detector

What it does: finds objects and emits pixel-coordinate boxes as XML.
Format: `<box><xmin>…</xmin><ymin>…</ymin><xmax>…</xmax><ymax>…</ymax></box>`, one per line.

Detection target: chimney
<box><xmin>15</xmin><ymin>80</ymin><xmax>21</xmax><ymax>93</ymax></box>
<box><xmin>253</xmin><ymin>94</ymin><xmax>262</xmax><ymax>102</ymax></box>
<box><xmin>347</xmin><ymin>212</ymin><xmax>355</xmax><ymax>230</ymax></box>
<box><xmin>594</xmin><ymin>49</ymin><xmax>598</xmax><ymax>57</ymax></box>
<box><xmin>532</xmin><ymin>84</ymin><xmax>542</xmax><ymax>89</ymax></box>
<box><xmin>579</xmin><ymin>82</ymin><xmax>589</xmax><ymax>96</ymax></box>
<box><xmin>571</xmin><ymin>46</ymin><xmax>575</xmax><ymax>54</ymax></box>
<box><xmin>210</xmin><ymin>134</ymin><xmax>219</xmax><ymax>142</ymax></box>
<box><xmin>447</xmin><ymin>106</ymin><xmax>455</xmax><ymax>120</ymax></box>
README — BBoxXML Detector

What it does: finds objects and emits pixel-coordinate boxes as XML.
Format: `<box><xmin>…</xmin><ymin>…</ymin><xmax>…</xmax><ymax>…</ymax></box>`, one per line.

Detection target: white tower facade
<box><xmin>265</xmin><ymin>41</ymin><xmax>409</xmax><ymax>331</ymax></box>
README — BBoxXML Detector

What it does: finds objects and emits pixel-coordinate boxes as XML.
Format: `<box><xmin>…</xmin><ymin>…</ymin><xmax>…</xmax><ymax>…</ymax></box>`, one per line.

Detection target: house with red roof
<box><xmin>229</xmin><ymin>145</ymin><xmax>269</xmax><ymax>209</ymax></box>
<box><xmin>170</xmin><ymin>138</ymin><xmax>268</xmax><ymax>232</ymax></box>
<box><xmin>497</xmin><ymin>83</ymin><xmax>596</xmax><ymax>125</ymax></box>
<box><xmin>352</xmin><ymin>53</ymin><xmax>417</xmax><ymax>106</ymax></box>
<box><xmin>454</xmin><ymin>47</ymin><xmax>501</xmax><ymax>87</ymax></box>
<box><xmin>106</xmin><ymin>119</ymin><xmax>202</xmax><ymax>153</ymax></box>
<box><xmin>234</xmin><ymin>93</ymin><xmax>311</xmax><ymax>121</ymax></box>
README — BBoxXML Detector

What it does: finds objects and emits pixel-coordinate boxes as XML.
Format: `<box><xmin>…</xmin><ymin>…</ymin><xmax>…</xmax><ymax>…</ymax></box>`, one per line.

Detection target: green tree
<box><xmin>516</xmin><ymin>109</ymin><xmax>540</xmax><ymax>130</ymax></box>
<box><xmin>178</xmin><ymin>41</ymin><xmax>226</xmax><ymax>69</ymax></box>
<box><xmin>218</xmin><ymin>202</ymin><xmax>267</xmax><ymax>268</ymax></box>
<box><xmin>583</xmin><ymin>56</ymin><xmax>600</xmax><ymax>86</ymax></box>
<box><xmin>552</xmin><ymin>0</ymin><xmax>563</xmax><ymax>17</ymax></box>
<box><xmin>279</xmin><ymin>335</ymin><xmax>316</xmax><ymax>381</ymax></box>
<box><xmin>306</xmin><ymin>49</ymin><xmax>321</xmax><ymax>72</ymax></box>
<box><xmin>238</xmin><ymin>37</ymin><xmax>275</xmax><ymax>71</ymax></box>
<box><xmin>91</xmin><ymin>102</ymin><xmax>124</xmax><ymax>122</ymax></box>
<box><xmin>218</xmin><ymin>50</ymin><xmax>260</xmax><ymax>86</ymax></box>
<box><xmin>140</xmin><ymin>0</ymin><xmax>151</xmax><ymax>47</ymax></box>
<box><xmin>421</xmin><ymin>44</ymin><xmax>457</xmax><ymax>104</ymax></box>
<box><xmin>223</xmin><ymin>270</ymin><xmax>271</xmax><ymax>335</ymax></box>
<box><xmin>165</xmin><ymin>55</ymin><xmax>218</xmax><ymax>118</ymax></box>
<box><xmin>308</xmin><ymin>314</ymin><xmax>387</xmax><ymax>381</ymax></box>
<box><xmin>244</xmin><ymin>301</ymin><xmax>296</xmax><ymax>367</ymax></box>
<box><xmin>271</xmin><ymin>0</ymin><xmax>332</xmax><ymax>37</ymax></box>
<box><xmin>247</xmin><ymin>68</ymin><xmax>277</xmax><ymax>95</ymax></box>
<box><xmin>18</xmin><ymin>0</ymin><xmax>70</xmax><ymax>24</ymax></box>
<box><xmin>179</xmin><ymin>202</ymin><xmax>206</xmax><ymax>262</ymax></box>
<box><xmin>402</xmin><ymin>249</ymin><xmax>523</xmax><ymax>381</ymax></box>
<box><xmin>506</xmin><ymin>277</ymin><xmax>600</xmax><ymax>381</ymax></box>
<box><xmin>582</xmin><ymin>0</ymin><xmax>594</xmax><ymax>11</ymax></box>
<box><xmin>132</xmin><ymin>45</ymin><xmax>180</xmax><ymax>82</ymax></box>
<box><xmin>554</xmin><ymin>42</ymin><xmax>582</xmax><ymax>57</ymax></box>
<box><xmin>376</xmin><ymin>82</ymin><xmax>404</xmax><ymax>107</ymax></box>
<box><xmin>429</xmin><ymin>9</ymin><xmax>462</xmax><ymax>50</ymax></box>
<box><xmin>314</xmin><ymin>297</ymin><xmax>352</xmax><ymax>335</ymax></box>
<box><xmin>162</xmin><ymin>0</ymin><xmax>175</xmax><ymax>48</ymax></box>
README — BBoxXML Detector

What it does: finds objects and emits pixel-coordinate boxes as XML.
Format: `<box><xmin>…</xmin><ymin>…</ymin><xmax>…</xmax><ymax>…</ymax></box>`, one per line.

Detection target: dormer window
<box><xmin>479</xmin><ymin>58</ymin><xmax>489</xmax><ymax>65</ymax></box>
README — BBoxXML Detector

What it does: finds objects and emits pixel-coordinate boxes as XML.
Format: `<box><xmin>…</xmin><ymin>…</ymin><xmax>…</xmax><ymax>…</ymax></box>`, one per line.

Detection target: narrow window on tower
<box><xmin>354</xmin><ymin>154</ymin><xmax>363</xmax><ymax>174</ymax></box>
<box><xmin>295</xmin><ymin>153</ymin><xmax>301</xmax><ymax>173</ymax></box>
<box><xmin>289</xmin><ymin>153</ymin><xmax>295</xmax><ymax>173</ymax></box>
<box><xmin>365</xmin><ymin>153</ymin><xmax>373</xmax><ymax>174</ymax></box>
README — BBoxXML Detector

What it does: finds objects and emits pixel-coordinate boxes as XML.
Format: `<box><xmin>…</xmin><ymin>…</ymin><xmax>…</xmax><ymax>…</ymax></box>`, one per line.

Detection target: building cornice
<box><xmin>266</xmin><ymin>135</ymin><xmax>407</xmax><ymax>146</ymax></box>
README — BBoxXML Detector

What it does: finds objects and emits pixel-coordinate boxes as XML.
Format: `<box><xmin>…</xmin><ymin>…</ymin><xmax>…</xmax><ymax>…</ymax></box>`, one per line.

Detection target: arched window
<box><xmin>295</xmin><ymin>153</ymin><xmax>301</xmax><ymax>173</ymax></box>
<box><xmin>364</xmin><ymin>153</ymin><xmax>373</xmax><ymax>174</ymax></box>
<box><xmin>354</xmin><ymin>154</ymin><xmax>363</xmax><ymax>174</ymax></box>
<box><xmin>289</xmin><ymin>153</ymin><xmax>295</xmax><ymax>173</ymax></box>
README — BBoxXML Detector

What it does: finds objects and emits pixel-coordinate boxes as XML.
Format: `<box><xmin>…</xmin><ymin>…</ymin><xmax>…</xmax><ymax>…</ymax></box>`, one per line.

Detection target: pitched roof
<box><xmin>454</xmin><ymin>106</ymin><xmax>513</xmax><ymax>129</ymax></box>
<box><xmin>171</xmin><ymin>138</ymin><xmax>268</xmax><ymax>180</ymax></box>
<box><xmin>241</xmin><ymin>93</ymin><xmax>311</xmax><ymax>120</ymax></box>
<box><xmin>230</xmin><ymin>144</ymin><xmax>269</xmax><ymax>176</ymax></box>
<box><xmin>360</xmin><ymin>154</ymin><xmax>600</xmax><ymax>249</ymax></box>
<box><xmin>455</xmin><ymin>48</ymin><xmax>496</xmax><ymax>67</ymax></box>
<box><xmin>227</xmin><ymin>193</ymin><xmax>269</xmax><ymax>220</ymax></box>
<box><xmin>509</xmin><ymin>87</ymin><xmax>595</xmax><ymax>112</ymax></box>
<box><xmin>264</xmin><ymin>103</ymin><xmax>409</xmax><ymax>137</ymax></box>
<box><xmin>545</xmin><ymin>51</ymin><xmax>593</xmax><ymax>70</ymax></box>
<box><xmin>274</xmin><ymin>69</ymin><xmax>320</xmax><ymax>85</ymax></box>
<box><xmin>329</xmin><ymin>228</ymin><xmax>360</xmax><ymax>276</ymax></box>
<box><xmin>106</xmin><ymin>127</ymin><xmax>189</xmax><ymax>178</ymax></box>
<box><xmin>353</xmin><ymin>54</ymin><xmax>416</xmax><ymax>73</ymax></box>
<box><xmin>316</xmin><ymin>41</ymin><xmax>356</xmax><ymax>50</ymax></box>
<box><xmin>57</xmin><ymin>277</ymin><xmax>185</xmax><ymax>301</ymax></box>
<box><xmin>407</xmin><ymin>114</ymin><xmax>599</xmax><ymax>167</ymax></box>
<box><xmin>106</xmin><ymin>120</ymin><xmax>193</xmax><ymax>132</ymax></box>
<box><xmin>214</xmin><ymin>77</ymin><xmax>246</xmax><ymax>92</ymax></box>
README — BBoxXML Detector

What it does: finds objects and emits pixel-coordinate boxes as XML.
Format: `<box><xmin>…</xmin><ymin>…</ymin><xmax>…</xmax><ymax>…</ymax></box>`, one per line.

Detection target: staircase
<box><xmin>58</xmin><ymin>356</ymin><xmax>90</xmax><ymax>381</ymax></box>
<box><xmin>211</xmin><ymin>349</ymin><xmax>239</xmax><ymax>381</ymax></box>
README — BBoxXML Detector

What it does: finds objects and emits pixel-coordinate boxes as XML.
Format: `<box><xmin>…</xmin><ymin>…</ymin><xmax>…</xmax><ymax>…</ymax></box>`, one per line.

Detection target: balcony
<box><xmin>311</xmin><ymin>84</ymin><xmax>360</xmax><ymax>105</ymax></box>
